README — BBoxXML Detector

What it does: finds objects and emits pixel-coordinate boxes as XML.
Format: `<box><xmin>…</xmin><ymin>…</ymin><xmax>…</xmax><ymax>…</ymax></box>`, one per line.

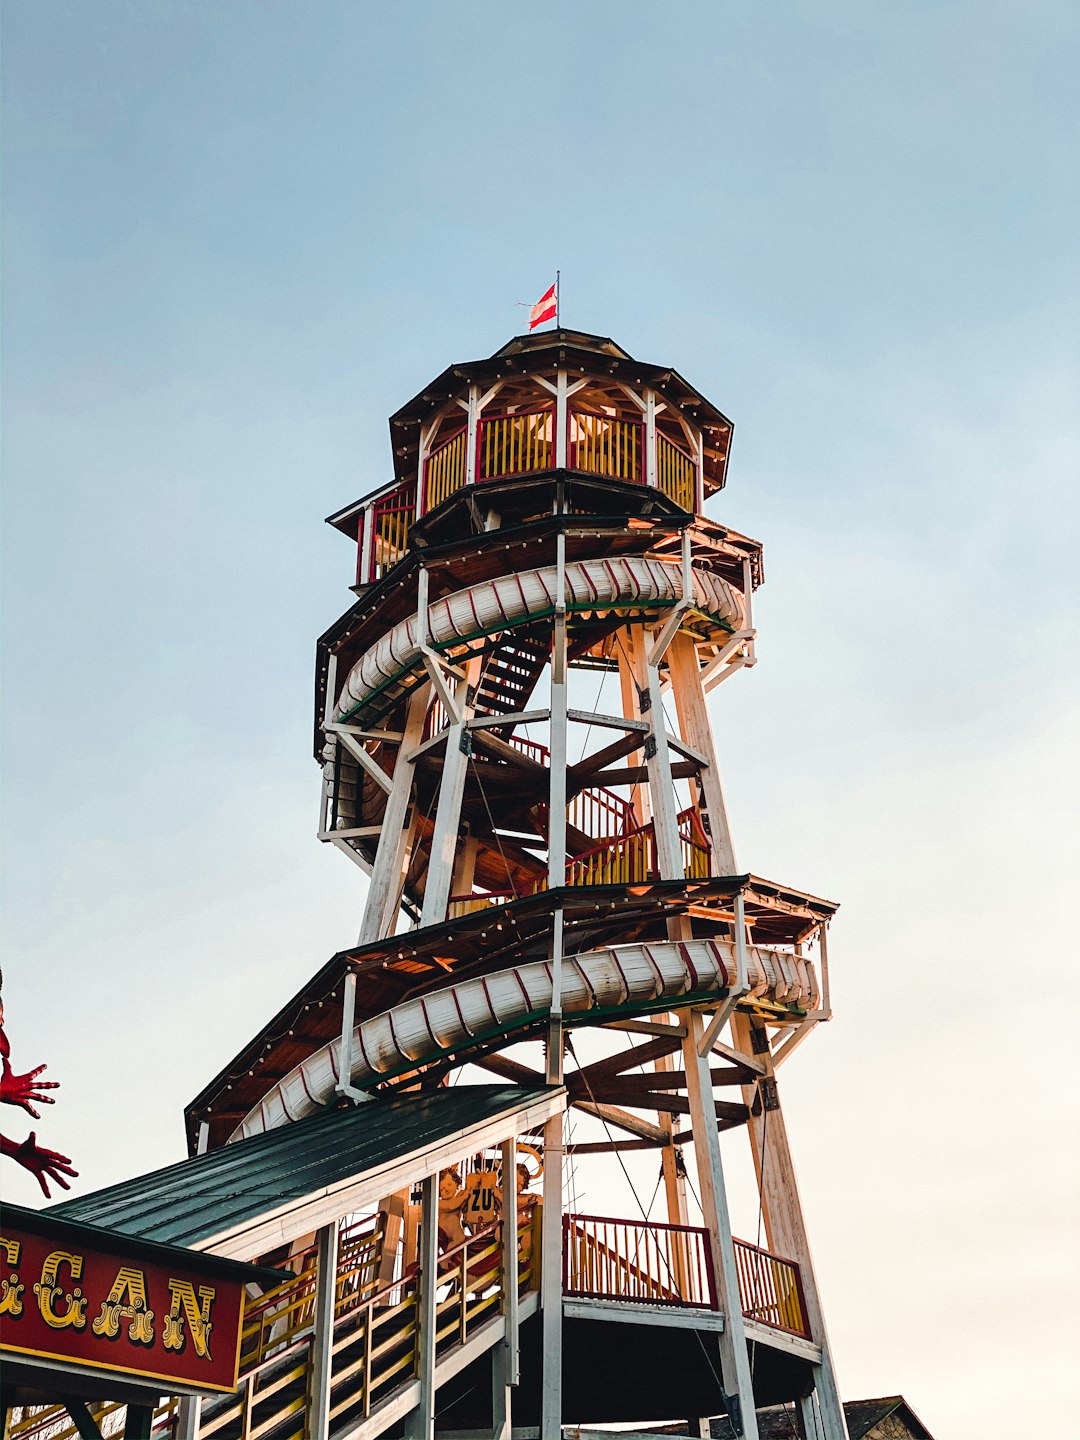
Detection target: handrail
<box><xmin>568</xmin><ymin>407</ymin><xmax>644</xmax><ymax>483</ymax></box>
<box><xmin>732</xmin><ymin>1236</ymin><xmax>811</xmax><ymax>1339</ymax></box>
<box><xmin>423</xmin><ymin>426</ymin><xmax>468</xmax><ymax>513</ymax></box>
<box><xmin>563</xmin><ymin>1213</ymin><xmax>716</xmax><ymax>1309</ymax></box>
<box><xmin>478</xmin><ymin>407</ymin><xmax>554</xmax><ymax>481</ymax></box>
<box><xmin>656</xmin><ymin>431</ymin><xmax>698</xmax><ymax>511</ymax></box>
<box><xmin>359</xmin><ymin>480</ymin><xmax>416</xmax><ymax>584</ymax></box>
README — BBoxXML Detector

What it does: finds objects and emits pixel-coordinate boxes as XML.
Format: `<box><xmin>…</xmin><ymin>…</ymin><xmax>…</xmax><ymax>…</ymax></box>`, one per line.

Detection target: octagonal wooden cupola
<box><xmin>327</xmin><ymin>330</ymin><xmax>735</xmax><ymax>587</ymax></box>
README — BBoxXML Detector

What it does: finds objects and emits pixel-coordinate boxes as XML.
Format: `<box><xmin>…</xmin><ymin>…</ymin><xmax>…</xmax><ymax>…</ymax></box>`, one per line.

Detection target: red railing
<box><xmin>358</xmin><ymin>481</ymin><xmax>416</xmax><ymax>585</ymax></box>
<box><xmin>562</xmin><ymin>1216</ymin><xmax>812</xmax><ymax>1340</ymax></box>
<box><xmin>678</xmin><ymin>805</ymin><xmax>711</xmax><ymax>879</ymax></box>
<box><xmin>733</xmin><ymin>1237</ymin><xmax>810</xmax><ymax>1338</ymax></box>
<box><xmin>563</xmin><ymin>1214</ymin><xmax>716</xmax><ymax>1309</ymax></box>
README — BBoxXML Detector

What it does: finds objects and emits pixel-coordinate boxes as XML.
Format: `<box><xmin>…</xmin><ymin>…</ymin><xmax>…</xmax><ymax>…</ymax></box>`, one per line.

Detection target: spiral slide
<box><xmin>231</xmin><ymin>937</ymin><xmax>817</xmax><ymax>1141</ymax></box>
<box><xmin>334</xmin><ymin>555</ymin><xmax>744</xmax><ymax>724</ymax></box>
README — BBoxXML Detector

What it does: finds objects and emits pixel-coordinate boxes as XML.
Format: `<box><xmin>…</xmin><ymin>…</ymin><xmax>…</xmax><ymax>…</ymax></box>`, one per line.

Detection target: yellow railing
<box><xmin>569</xmin><ymin>409</ymin><xmax>643</xmax><ymax>482</ymax></box>
<box><xmin>565</xmin><ymin>824</ymin><xmax>654</xmax><ymax>887</ymax></box>
<box><xmin>359</xmin><ymin>482</ymin><xmax>415</xmax><ymax>585</ymax></box>
<box><xmin>423</xmin><ymin>428</ymin><xmax>467</xmax><ymax>512</ymax></box>
<box><xmin>479</xmin><ymin>410</ymin><xmax>553</xmax><ymax>480</ymax></box>
<box><xmin>733</xmin><ymin>1237</ymin><xmax>810</xmax><ymax>1338</ymax></box>
<box><xmin>678</xmin><ymin>805</ymin><xmax>711</xmax><ymax>880</ymax></box>
<box><xmin>656</xmin><ymin>433</ymin><xmax>697</xmax><ymax>511</ymax></box>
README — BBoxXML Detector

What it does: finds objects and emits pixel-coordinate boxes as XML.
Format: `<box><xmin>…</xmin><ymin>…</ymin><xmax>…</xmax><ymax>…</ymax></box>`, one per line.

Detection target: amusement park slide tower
<box><xmin>184</xmin><ymin>329</ymin><xmax>850</xmax><ymax>1440</ymax></box>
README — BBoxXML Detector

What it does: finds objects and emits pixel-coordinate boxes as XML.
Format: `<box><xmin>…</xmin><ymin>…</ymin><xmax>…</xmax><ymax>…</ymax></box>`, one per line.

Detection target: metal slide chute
<box><xmin>333</xmin><ymin>555</ymin><xmax>744</xmax><ymax>724</ymax></box>
<box><xmin>230</xmin><ymin>937</ymin><xmax>817</xmax><ymax>1141</ymax></box>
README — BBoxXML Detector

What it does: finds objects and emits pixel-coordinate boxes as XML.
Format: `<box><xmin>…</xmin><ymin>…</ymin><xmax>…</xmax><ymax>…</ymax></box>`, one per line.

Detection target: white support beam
<box><xmin>626</xmin><ymin>625</ymin><xmax>681</xmax><ymax>881</ymax></box>
<box><xmin>175</xmin><ymin>1398</ymin><xmax>201</xmax><ymax>1440</ymax></box>
<box><xmin>681</xmin><ymin>1011</ymin><xmax>760</xmax><ymax>1440</ymax></box>
<box><xmin>421</xmin><ymin>658</ymin><xmax>481</xmax><ymax>927</ymax></box>
<box><xmin>555</xmin><ymin>371</ymin><xmax>568</xmax><ymax>468</ymax></box>
<box><xmin>466</xmin><ymin>385</ymin><xmax>479</xmax><ymax>487</ymax></box>
<box><xmin>467</xmin><ymin>708</ymin><xmax>551</xmax><ymax>732</ymax></box>
<box><xmin>646</xmin><ymin>530</ymin><xmax>693</xmax><ymax>669</ymax></box>
<box><xmin>548</xmin><ymin>532</ymin><xmax>568</xmax><ymax>1083</ymax></box>
<box><xmin>358</xmin><ymin>687</ymin><xmax>430</xmax><ymax>945</ymax></box>
<box><xmin>308</xmin><ymin>1219</ymin><xmax>339</xmax><ymax>1440</ymax></box>
<box><xmin>500</xmin><ymin>1138</ymin><xmax>520</xmax><ymax>1386</ymax></box>
<box><xmin>539</xmin><ymin>1112</ymin><xmax>564</xmax><ymax>1440</ymax></box>
<box><xmin>405</xmin><ymin>1177</ymin><xmax>439</xmax><ymax>1440</ymax></box>
<box><xmin>566</xmin><ymin>708</ymin><xmax>648</xmax><ymax>733</ymax></box>
<box><xmin>329</xmin><ymin>727</ymin><xmax>395</xmax><ymax>797</ymax></box>
<box><xmin>668</xmin><ymin>632</ymin><xmax>738</xmax><ymax>874</ymax></box>
<box><xmin>417</xmin><ymin>567</ymin><xmax>464</xmax><ymax>724</ymax></box>
<box><xmin>731</xmin><ymin>1010</ymin><xmax>849</xmax><ymax>1440</ymax></box>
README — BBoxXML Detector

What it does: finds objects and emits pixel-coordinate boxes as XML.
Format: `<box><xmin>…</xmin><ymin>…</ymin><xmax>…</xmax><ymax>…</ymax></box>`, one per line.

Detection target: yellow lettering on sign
<box><xmin>162</xmin><ymin>1279</ymin><xmax>215</xmax><ymax>1360</ymax></box>
<box><xmin>33</xmin><ymin>1250</ymin><xmax>87</xmax><ymax>1330</ymax></box>
<box><xmin>0</xmin><ymin>1236</ymin><xmax>24</xmax><ymax>1317</ymax></box>
<box><xmin>92</xmin><ymin>1265</ymin><xmax>155</xmax><ymax>1345</ymax></box>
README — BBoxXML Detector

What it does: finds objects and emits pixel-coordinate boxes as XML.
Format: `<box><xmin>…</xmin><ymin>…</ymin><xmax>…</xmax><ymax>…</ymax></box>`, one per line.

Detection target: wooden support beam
<box><xmin>570</xmin><ymin>1101</ymin><xmax>667</xmax><ymax>1144</ymax></box>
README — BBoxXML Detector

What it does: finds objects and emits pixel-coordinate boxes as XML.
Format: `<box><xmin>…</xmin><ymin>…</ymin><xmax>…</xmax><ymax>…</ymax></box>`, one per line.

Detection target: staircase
<box><xmin>472</xmin><ymin>635</ymin><xmax>549</xmax><ymax>720</ymax></box>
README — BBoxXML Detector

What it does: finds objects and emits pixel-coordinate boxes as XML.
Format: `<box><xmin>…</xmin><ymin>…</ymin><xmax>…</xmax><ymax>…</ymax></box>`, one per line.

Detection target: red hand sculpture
<box><xmin>0</xmin><ymin>1015</ymin><xmax>78</xmax><ymax>1196</ymax></box>
<box><xmin>1</xmin><ymin>1053</ymin><xmax>59</xmax><ymax>1118</ymax></box>
<box><xmin>0</xmin><ymin>1131</ymin><xmax>78</xmax><ymax>1198</ymax></box>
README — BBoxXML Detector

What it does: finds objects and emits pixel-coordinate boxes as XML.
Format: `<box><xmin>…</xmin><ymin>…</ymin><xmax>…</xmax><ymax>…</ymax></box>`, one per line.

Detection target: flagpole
<box><xmin>556</xmin><ymin>270</ymin><xmax>560</xmax><ymax>327</ymax></box>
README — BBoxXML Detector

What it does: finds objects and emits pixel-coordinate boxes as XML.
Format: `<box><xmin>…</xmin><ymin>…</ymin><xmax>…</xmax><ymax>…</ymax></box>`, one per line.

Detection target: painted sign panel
<box><xmin>462</xmin><ymin>1170</ymin><xmax>499</xmax><ymax>1226</ymax></box>
<box><xmin>0</xmin><ymin>1224</ymin><xmax>246</xmax><ymax>1393</ymax></box>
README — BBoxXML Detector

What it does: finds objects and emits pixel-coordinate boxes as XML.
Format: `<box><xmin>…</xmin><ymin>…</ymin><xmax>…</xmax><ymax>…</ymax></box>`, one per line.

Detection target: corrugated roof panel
<box><xmin>48</xmin><ymin>1086</ymin><xmax>552</xmax><ymax>1249</ymax></box>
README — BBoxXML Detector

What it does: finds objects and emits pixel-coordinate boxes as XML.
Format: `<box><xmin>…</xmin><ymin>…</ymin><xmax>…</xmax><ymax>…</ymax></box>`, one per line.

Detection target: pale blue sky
<box><xmin>3</xmin><ymin>5</ymin><xmax>1078</xmax><ymax>1437</ymax></box>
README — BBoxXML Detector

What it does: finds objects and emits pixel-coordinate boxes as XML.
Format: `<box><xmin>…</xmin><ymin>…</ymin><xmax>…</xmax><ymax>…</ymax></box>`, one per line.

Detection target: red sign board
<box><xmin>0</xmin><ymin>1222</ymin><xmax>247</xmax><ymax>1393</ymax></box>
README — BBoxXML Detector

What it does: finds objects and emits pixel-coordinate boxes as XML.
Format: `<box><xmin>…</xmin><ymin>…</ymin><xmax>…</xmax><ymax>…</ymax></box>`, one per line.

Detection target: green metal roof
<box><xmin>47</xmin><ymin>1086</ymin><xmax>553</xmax><ymax>1250</ymax></box>
<box><xmin>1</xmin><ymin>1202</ymin><xmax>284</xmax><ymax>1287</ymax></box>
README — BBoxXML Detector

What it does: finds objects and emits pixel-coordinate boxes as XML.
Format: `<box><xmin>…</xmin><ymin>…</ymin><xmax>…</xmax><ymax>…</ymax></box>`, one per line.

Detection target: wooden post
<box><xmin>555</xmin><ymin>371</ymin><xmax>568</xmax><ymax>468</ymax></box>
<box><xmin>667</xmin><ymin>632</ymin><xmax>737</xmax><ymax>873</ymax></box>
<box><xmin>539</xmin><ymin>1113</ymin><xmax>564</xmax><ymax>1440</ymax></box>
<box><xmin>309</xmin><ymin>1219</ymin><xmax>340</xmax><ymax>1440</ymax></box>
<box><xmin>493</xmin><ymin>1137</ymin><xmax>519</xmax><ymax>1440</ymax></box>
<box><xmin>421</xmin><ymin>659</ymin><xmax>481</xmax><ymax>926</ymax></box>
<box><xmin>682</xmin><ymin>1011</ymin><xmax>760</xmax><ymax>1440</ymax></box>
<box><xmin>466</xmin><ymin>384</ymin><xmax>479</xmax><ymax>487</ymax></box>
<box><xmin>731</xmin><ymin>1013</ymin><xmax>849</xmax><ymax>1440</ymax></box>
<box><xmin>405</xmin><ymin>1176</ymin><xmax>439</xmax><ymax>1440</ymax></box>
<box><xmin>175</xmin><ymin>1397</ymin><xmax>202</xmax><ymax>1440</ymax></box>
<box><xmin>645</xmin><ymin>389</ymin><xmax>657</xmax><ymax>490</ymax></box>
<box><xmin>627</xmin><ymin>627</ymin><xmax>681</xmax><ymax>880</ymax></box>
<box><xmin>358</xmin><ymin>687</ymin><xmax>429</xmax><ymax>944</ymax></box>
<box><xmin>547</xmin><ymin>533</ymin><xmax>568</xmax><ymax>1085</ymax></box>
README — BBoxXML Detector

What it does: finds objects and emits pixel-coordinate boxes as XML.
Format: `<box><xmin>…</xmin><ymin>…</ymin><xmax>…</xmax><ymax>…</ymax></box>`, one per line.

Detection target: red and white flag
<box><xmin>529</xmin><ymin>280</ymin><xmax>558</xmax><ymax>330</ymax></box>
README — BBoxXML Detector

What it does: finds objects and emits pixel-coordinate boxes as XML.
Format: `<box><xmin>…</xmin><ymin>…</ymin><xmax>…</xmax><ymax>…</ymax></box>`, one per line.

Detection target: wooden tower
<box><xmin>300</xmin><ymin>329</ymin><xmax>852</xmax><ymax>1440</ymax></box>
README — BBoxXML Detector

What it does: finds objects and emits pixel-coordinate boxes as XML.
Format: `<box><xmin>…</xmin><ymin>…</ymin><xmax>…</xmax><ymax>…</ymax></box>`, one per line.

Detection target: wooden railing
<box><xmin>359</xmin><ymin>481</ymin><xmax>416</xmax><ymax>584</ymax></box>
<box><xmin>424</xmin><ymin>428</ymin><xmax>467</xmax><ymax>512</ymax></box>
<box><xmin>733</xmin><ymin>1237</ymin><xmax>810</xmax><ymax>1339</ymax></box>
<box><xmin>569</xmin><ymin>409</ymin><xmax>643</xmax><ymax>482</ymax></box>
<box><xmin>678</xmin><ymin>805</ymin><xmax>711</xmax><ymax>879</ymax></box>
<box><xmin>565</xmin><ymin>822</ymin><xmax>655</xmax><ymax>887</ymax></box>
<box><xmin>563</xmin><ymin>1216</ymin><xmax>812</xmax><ymax>1341</ymax></box>
<box><xmin>446</xmin><ymin>802</ymin><xmax>709</xmax><ymax>915</ymax></box>
<box><xmin>478</xmin><ymin>409</ymin><xmax>553</xmax><ymax>480</ymax></box>
<box><xmin>656</xmin><ymin>432</ymin><xmax>697</xmax><ymax>511</ymax></box>
<box><xmin>563</xmin><ymin>1214</ymin><xmax>716</xmax><ymax>1309</ymax></box>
